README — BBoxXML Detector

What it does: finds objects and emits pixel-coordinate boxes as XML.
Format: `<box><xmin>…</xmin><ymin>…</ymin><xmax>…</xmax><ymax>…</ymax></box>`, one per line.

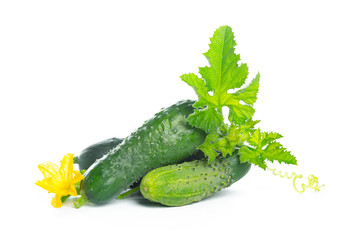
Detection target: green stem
<box><xmin>117</xmin><ymin>186</ymin><xmax>140</xmax><ymax>200</ymax></box>
<box><xmin>74</xmin><ymin>195</ymin><xmax>88</xmax><ymax>209</ymax></box>
<box><xmin>61</xmin><ymin>195</ymin><xmax>70</xmax><ymax>203</ymax></box>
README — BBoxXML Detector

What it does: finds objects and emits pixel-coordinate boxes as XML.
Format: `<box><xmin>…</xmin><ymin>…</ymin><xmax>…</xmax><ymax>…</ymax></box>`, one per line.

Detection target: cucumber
<box><xmin>140</xmin><ymin>153</ymin><xmax>251</xmax><ymax>206</ymax></box>
<box><xmin>81</xmin><ymin>100</ymin><xmax>207</xmax><ymax>204</ymax></box>
<box><xmin>75</xmin><ymin>137</ymin><xmax>124</xmax><ymax>171</ymax></box>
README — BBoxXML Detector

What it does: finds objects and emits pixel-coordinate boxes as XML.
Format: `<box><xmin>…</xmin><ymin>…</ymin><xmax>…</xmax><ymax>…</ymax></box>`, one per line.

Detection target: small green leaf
<box><xmin>248</xmin><ymin>128</ymin><xmax>261</xmax><ymax>147</ymax></box>
<box><xmin>197</xmin><ymin>131</ymin><xmax>222</xmax><ymax>163</ymax></box>
<box><xmin>197</xmin><ymin>123</ymin><xmax>257</xmax><ymax>163</ymax></box>
<box><xmin>262</xmin><ymin>141</ymin><xmax>297</xmax><ymax>165</ymax></box>
<box><xmin>239</xmin><ymin>129</ymin><xmax>297</xmax><ymax>169</ymax></box>
<box><xmin>238</xmin><ymin>146</ymin><xmax>267</xmax><ymax>170</ymax></box>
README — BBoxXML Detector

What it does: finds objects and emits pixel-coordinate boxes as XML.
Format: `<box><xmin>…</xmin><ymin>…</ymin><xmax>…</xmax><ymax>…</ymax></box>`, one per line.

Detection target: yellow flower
<box><xmin>36</xmin><ymin>153</ymin><xmax>84</xmax><ymax>208</ymax></box>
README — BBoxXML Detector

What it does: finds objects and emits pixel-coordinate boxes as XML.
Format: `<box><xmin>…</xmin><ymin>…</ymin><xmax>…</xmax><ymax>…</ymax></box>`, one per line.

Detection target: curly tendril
<box><xmin>267</xmin><ymin>167</ymin><xmax>324</xmax><ymax>193</ymax></box>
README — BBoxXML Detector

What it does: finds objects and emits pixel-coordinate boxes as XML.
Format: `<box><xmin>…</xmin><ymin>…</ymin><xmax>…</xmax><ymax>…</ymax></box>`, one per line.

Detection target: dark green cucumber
<box><xmin>75</xmin><ymin>137</ymin><xmax>124</xmax><ymax>171</ymax></box>
<box><xmin>140</xmin><ymin>153</ymin><xmax>251</xmax><ymax>206</ymax></box>
<box><xmin>81</xmin><ymin>100</ymin><xmax>207</xmax><ymax>204</ymax></box>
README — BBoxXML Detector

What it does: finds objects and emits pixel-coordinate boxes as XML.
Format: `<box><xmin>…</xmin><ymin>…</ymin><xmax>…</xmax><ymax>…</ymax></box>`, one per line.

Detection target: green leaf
<box><xmin>180</xmin><ymin>73</ymin><xmax>214</xmax><ymax>105</ymax></box>
<box><xmin>235</xmin><ymin>73</ymin><xmax>260</xmax><ymax>105</ymax></box>
<box><xmin>187</xmin><ymin>107</ymin><xmax>224</xmax><ymax>133</ymax></box>
<box><xmin>197</xmin><ymin>131</ymin><xmax>222</xmax><ymax>163</ymax></box>
<box><xmin>239</xmin><ymin>146</ymin><xmax>268</xmax><ymax>170</ymax></box>
<box><xmin>261</xmin><ymin>132</ymin><xmax>283</xmax><ymax>146</ymax></box>
<box><xmin>247</xmin><ymin>128</ymin><xmax>262</xmax><ymax>147</ymax></box>
<box><xmin>228</xmin><ymin>104</ymin><xmax>255</xmax><ymax>126</ymax></box>
<box><xmin>239</xmin><ymin>129</ymin><xmax>297</xmax><ymax>169</ymax></box>
<box><xmin>199</xmin><ymin>26</ymin><xmax>248</xmax><ymax>92</ymax></box>
<box><xmin>181</xmin><ymin>25</ymin><xmax>259</xmax><ymax>133</ymax></box>
<box><xmin>262</xmin><ymin>141</ymin><xmax>297</xmax><ymax>165</ymax></box>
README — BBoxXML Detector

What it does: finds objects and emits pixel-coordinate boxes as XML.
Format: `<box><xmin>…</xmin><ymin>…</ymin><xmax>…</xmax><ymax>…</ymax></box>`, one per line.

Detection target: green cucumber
<box><xmin>74</xmin><ymin>137</ymin><xmax>124</xmax><ymax>171</ymax></box>
<box><xmin>140</xmin><ymin>153</ymin><xmax>251</xmax><ymax>206</ymax></box>
<box><xmin>81</xmin><ymin>100</ymin><xmax>207</xmax><ymax>204</ymax></box>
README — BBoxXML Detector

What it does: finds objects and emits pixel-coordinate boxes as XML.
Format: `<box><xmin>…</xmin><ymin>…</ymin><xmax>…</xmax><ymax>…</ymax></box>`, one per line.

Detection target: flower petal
<box><xmin>38</xmin><ymin>162</ymin><xmax>59</xmax><ymax>178</ymax></box>
<box><xmin>51</xmin><ymin>194</ymin><xmax>63</xmax><ymax>208</ymax></box>
<box><xmin>35</xmin><ymin>178</ymin><xmax>57</xmax><ymax>193</ymax></box>
<box><xmin>72</xmin><ymin>170</ymin><xmax>84</xmax><ymax>184</ymax></box>
<box><xmin>68</xmin><ymin>185</ymin><xmax>78</xmax><ymax>196</ymax></box>
<box><xmin>60</xmin><ymin>153</ymin><xmax>74</xmax><ymax>180</ymax></box>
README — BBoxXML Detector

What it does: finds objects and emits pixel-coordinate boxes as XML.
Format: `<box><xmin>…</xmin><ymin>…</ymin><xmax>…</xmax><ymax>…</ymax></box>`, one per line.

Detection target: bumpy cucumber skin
<box><xmin>131</xmin><ymin>151</ymin><xmax>205</xmax><ymax>189</ymax></box>
<box><xmin>82</xmin><ymin>100</ymin><xmax>207</xmax><ymax>204</ymax></box>
<box><xmin>77</xmin><ymin>138</ymin><xmax>124</xmax><ymax>171</ymax></box>
<box><xmin>140</xmin><ymin>154</ymin><xmax>251</xmax><ymax>206</ymax></box>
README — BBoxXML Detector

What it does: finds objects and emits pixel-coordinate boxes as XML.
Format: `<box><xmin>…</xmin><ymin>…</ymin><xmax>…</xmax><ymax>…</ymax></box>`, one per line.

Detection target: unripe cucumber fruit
<box><xmin>75</xmin><ymin>137</ymin><xmax>124</xmax><ymax>171</ymax></box>
<box><xmin>140</xmin><ymin>153</ymin><xmax>251</xmax><ymax>206</ymax></box>
<box><xmin>81</xmin><ymin>100</ymin><xmax>207</xmax><ymax>204</ymax></box>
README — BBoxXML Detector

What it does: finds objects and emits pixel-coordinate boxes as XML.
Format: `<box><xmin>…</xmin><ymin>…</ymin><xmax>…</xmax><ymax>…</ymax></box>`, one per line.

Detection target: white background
<box><xmin>1</xmin><ymin>0</ymin><xmax>359</xmax><ymax>239</ymax></box>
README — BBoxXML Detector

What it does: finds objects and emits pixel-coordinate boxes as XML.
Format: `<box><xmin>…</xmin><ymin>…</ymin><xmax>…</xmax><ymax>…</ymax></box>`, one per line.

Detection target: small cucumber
<box><xmin>81</xmin><ymin>100</ymin><xmax>207</xmax><ymax>204</ymax></box>
<box><xmin>75</xmin><ymin>137</ymin><xmax>124</xmax><ymax>171</ymax></box>
<box><xmin>140</xmin><ymin>153</ymin><xmax>251</xmax><ymax>206</ymax></box>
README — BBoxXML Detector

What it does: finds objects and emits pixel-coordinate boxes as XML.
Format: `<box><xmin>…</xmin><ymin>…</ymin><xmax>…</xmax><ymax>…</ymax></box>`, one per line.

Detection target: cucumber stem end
<box><xmin>118</xmin><ymin>186</ymin><xmax>140</xmax><ymax>200</ymax></box>
<box><xmin>74</xmin><ymin>195</ymin><xmax>87</xmax><ymax>209</ymax></box>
